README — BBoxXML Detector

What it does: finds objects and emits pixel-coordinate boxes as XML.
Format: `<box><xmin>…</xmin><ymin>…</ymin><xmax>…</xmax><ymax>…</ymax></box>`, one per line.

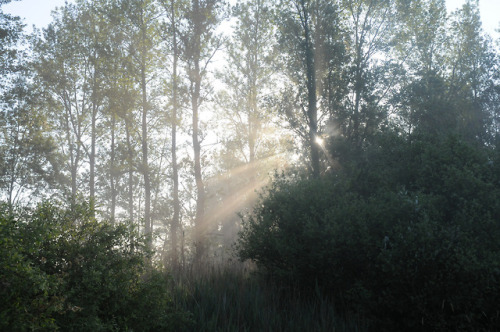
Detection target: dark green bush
<box><xmin>237</xmin><ymin>134</ymin><xmax>500</xmax><ymax>330</ymax></box>
<box><xmin>0</xmin><ymin>203</ymin><xmax>61</xmax><ymax>331</ymax></box>
<box><xmin>0</xmin><ymin>200</ymin><xmax>192</xmax><ymax>331</ymax></box>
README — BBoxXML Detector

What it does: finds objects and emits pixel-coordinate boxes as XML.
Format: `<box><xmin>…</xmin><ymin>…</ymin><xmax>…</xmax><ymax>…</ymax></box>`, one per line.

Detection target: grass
<box><xmin>168</xmin><ymin>261</ymin><xmax>368</xmax><ymax>332</ymax></box>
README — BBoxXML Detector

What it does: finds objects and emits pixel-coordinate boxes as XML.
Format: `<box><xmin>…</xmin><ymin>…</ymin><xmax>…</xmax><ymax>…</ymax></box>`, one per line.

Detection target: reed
<box><xmin>168</xmin><ymin>261</ymin><xmax>368</xmax><ymax>331</ymax></box>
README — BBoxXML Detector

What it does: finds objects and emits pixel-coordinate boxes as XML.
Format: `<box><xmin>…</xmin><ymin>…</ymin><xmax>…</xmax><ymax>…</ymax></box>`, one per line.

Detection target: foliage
<box><xmin>1</xmin><ymin>4</ymin><xmax>61</xmax><ymax>205</ymax></box>
<box><xmin>0</xmin><ymin>200</ymin><xmax>192</xmax><ymax>331</ymax></box>
<box><xmin>238</xmin><ymin>132</ymin><xmax>500</xmax><ymax>330</ymax></box>
<box><xmin>0</xmin><ymin>1</ymin><xmax>23</xmax><ymax>79</ymax></box>
<box><xmin>0</xmin><ymin>203</ymin><xmax>60</xmax><ymax>330</ymax></box>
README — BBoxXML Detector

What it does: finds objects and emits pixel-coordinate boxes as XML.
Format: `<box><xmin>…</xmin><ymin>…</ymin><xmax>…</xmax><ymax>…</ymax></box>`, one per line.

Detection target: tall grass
<box><xmin>168</xmin><ymin>261</ymin><xmax>368</xmax><ymax>331</ymax></box>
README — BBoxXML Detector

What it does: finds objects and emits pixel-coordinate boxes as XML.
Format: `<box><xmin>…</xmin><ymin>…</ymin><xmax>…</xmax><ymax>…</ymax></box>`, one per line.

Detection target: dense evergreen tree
<box><xmin>238</xmin><ymin>131</ymin><xmax>500</xmax><ymax>330</ymax></box>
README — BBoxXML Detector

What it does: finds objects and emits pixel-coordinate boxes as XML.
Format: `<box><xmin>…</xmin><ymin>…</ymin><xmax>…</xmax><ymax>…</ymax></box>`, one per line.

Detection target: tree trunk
<box><xmin>110</xmin><ymin>114</ymin><xmax>116</xmax><ymax>224</ymax></box>
<box><xmin>141</xmin><ymin>61</ymin><xmax>152</xmax><ymax>249</ymax></box>
<box><xmin>192</xmin><ymin>0</ymin><xmax>206</xmax><ymax>263</ymax></box>
<box><xmin>170</xmin><ymin>0</ymin><xmax>180</xmax><ymax>269</ymax></box>
<box><xmin>64</xmin><ymin>106</ymin><xmax>78</xmax><ymax>207</ymax></box>
<box><xmin>248</xmin><ymin>82</ymin><xmax>257</xmax><ymax>163</ymax></box>
<box><xmin>301</xmin><ymin>0</ymin><xmax>320</xmax><ymax>178</ymax></box>
<box><xmin>90</xmin><ymin>102</ymin><xmax>96</xmax><ymax>211</ymax></box>
<box><xmin>192</xmin><ymin>62</ymin><xmax>206</xmax><ymax>263</ymax></box>
<box><xmin>125</xmin><ymin>121</ymin><xmax>134</xmax><ymax>223</ymax></box>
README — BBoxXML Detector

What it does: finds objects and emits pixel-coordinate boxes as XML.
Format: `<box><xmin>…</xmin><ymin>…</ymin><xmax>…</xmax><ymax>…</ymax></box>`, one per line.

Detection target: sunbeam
<box><xmin>199</xmin><ymin>152</ymin><xmax>289</xmax><ymax>239</ymax></box>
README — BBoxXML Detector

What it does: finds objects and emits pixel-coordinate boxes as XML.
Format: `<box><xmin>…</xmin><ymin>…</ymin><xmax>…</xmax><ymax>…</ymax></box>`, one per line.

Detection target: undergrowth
<box><xmin>169</xmin><ymin>262</ymin><xmax>368</xmax><ymax>332</ymax></box>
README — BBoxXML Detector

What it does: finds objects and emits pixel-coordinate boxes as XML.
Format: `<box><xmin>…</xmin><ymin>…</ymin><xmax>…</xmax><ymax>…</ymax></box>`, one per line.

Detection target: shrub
<box><xmin>237</xmin><ymin>134</ymin><xmax>500</xmax><ymax>330</ymax></box>
<box><xmin>0</xmin><ymin>200</ymin><xmax>192</xmax><ymax>331</ymax></box>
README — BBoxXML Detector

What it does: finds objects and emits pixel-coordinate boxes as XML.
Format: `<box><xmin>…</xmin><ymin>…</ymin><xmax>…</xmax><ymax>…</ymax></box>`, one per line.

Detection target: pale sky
<box><xmin>3</xmin><ymin>0</ymin><xmax>70</xmax><ymax>30</ymax></box>
<box><xmin>447</xmin><ymin>0</ymin><xmax>500</xmax><ymax>39</ymax></box>
<box><xmin>2</xmin><ymin>0</ymin><xmax>500</xmax><ymax>38</ymax></box>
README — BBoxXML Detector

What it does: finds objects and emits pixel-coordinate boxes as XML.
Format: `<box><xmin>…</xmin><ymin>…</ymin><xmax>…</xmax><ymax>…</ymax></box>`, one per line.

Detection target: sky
<box><xmin>2</xmin><ymin>0</ymin><xmax>500</xmax><ymax>38</ymax></box>
<box><xmin>3</xmin><ymin>0</ymin><xmax>69</xmax><ymax>30</ymax></box>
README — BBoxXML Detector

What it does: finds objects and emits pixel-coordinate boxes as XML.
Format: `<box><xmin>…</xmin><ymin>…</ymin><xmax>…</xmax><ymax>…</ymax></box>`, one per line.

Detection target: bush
<box><xmin>0</xmin><ymin>200</ymin><xmax>192</xmax><ymax>331</ymax></box>
<box><xmin>237</xmin><ymin>134</ymin><xmax>500</xmax><ymax>330</ymax></box>
<box><xmin>0</xmin><ymin>203</ymin><xmax>61</xmax><ymax>331</ymax></box>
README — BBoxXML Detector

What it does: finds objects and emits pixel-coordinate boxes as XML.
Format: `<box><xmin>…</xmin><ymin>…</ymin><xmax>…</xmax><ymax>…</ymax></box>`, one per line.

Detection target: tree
<box><xmin>218</xmin><ymin>0</ymin><xmax>277</xmax><ymax>164</ymax></box>
<box><xmin>0</xmin><ymin>3</ymin><xmax>61</xmax><ymax>207</ymax></box>
<box><xmin>395</xmin><ymin>0</ymin><xmax>448</xmax><ymax>75</ymax></box>
<box><xmin>159</xmin><ymin>0</ymin><xmax>186</xmax><ymax>268</ymax></box>
<box><xmin>212</xmin><ymin>0</ymin><xmax>289</xmax><ymax>252</ymax></box>
<box><xmin>79</xmin><ymin>1</ymin><xmax>109</xmax><ymax>205</ymax></box>
<box><xmin>238</xmin><ymin>131</ymin><xmax>500</xmax><ymax>330</ymax></box>
<box><xmin>105</xmin><ymin>12</ymin><xmax>141</xmax><ymax>224</ymax></box>
<box><xmin>276</xmin><ymin>0</ymin><xmax>345</xmax><ymax>177</ymax></box>
<box><xmin>0</xmin><ymin>0</ymin><xmax>22</xmax><ymax>85</ymax></box>
<box><xmin>340</xmin><ymin>0</ymin><xmax>397</xmax><ymax>145</ymax></box>
<box><xmin>392</xmin><ymin>0</ymin><xmax>452</xmax><ymax>138</ymax></box>
<box><xmin>0</xmin><ymin>200</ymin><xmax>193</xmax><ymax>330</ymax></box>
<box><xmin>96</xmin><ymin>0</ymin><xmax>138</xmax><ymax>223</ymax></box>
<box><xmin>181</xmin><ymin>0</ymin><xmax>225</xmax><ymax>262</ymax></box>
<box><xmin>0</xmin><ymin>79</ymin><xmax>61</xmax><ymax>207</ymax></box>
<box><xmin>447</xmin><ymin>0</ymin><xmax>497</xmax><ymax>143</ymax></box>
<box><xmin>120</xmin><ymin>0</ymin><xmax>163</xmax><ymax>247</ymax></box>
<box><xmin>34</xmin><ymin>3</ymin><xmax>96</xmax><ymax>205</ymax></box>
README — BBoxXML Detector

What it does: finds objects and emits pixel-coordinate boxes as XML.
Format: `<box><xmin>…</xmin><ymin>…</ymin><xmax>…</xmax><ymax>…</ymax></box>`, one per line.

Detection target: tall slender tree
<box><xmin>0</xmin><ymin>7</ymin><xmax>60</xmax><ymax>206</ymax></box>
<box><xmin>218</xmin><ymin>0</ymin><xmax>277</xmax><ymax>164</ymax></box>
<box><xmin>448</xmin><ymin>0</ymin><xmax>497</xmax><ymax>143</ymax></box>
<box><xmin>159</xmin><ymin>0</ymin><xmax>186</xmax><ymax>268</ymax></box>
<box><xmin>99</xmin><ymin>0</ymin><xmax>138</xmax><ymax>223</ymax></box>
<box><xmin>392</xmin><ymin>0</ymin><xmax>451</xmax><ymax>138</ymax></box>
<box><xmin>78</xmin><ymin>0</ymin><xmax>110</xmax><ymax>209</ymax></box>
<box><xmin>341</xmin><ymin>0</ymin><xmax>396</xmax><ymax>144</ymax></box>
<box><xmin>212</xmin><ymin>0</ymin><xmax>285</xmax><ymax>250</ymax></box>
<box><xmin>277</xmin><ymin>0</ymin><xmax>345</xmax><ymax>177</ymax></box>
<box><xmin>121</xmin><ymin>0</ymin><xmax>162</xmax><ymax>247</ymax></box>
<box><xmin>181</xmin><ymin>0</ymin><xmax>224</xmax><ymax>262</ymax></box>
<box><xmin>34</xmin><ymin>3</ymin><xmax>91</xmax><ymax>205</ymax></box>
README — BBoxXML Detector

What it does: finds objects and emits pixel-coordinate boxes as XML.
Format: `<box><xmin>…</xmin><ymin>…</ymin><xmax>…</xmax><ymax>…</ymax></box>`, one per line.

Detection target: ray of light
<box><xmin>202</xmin><ymin>176</ymin><xmax>271</xmax><ymax>234</ymax></box>
<box><xmin>198</xmin><ymin>152</ymin><xmax>288</xmax><ymax>238</ymax></box>
<box><xmin>206</xmin><ymin>152</ymin><xmax>287</xmax><ymax>186</ymax></box>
